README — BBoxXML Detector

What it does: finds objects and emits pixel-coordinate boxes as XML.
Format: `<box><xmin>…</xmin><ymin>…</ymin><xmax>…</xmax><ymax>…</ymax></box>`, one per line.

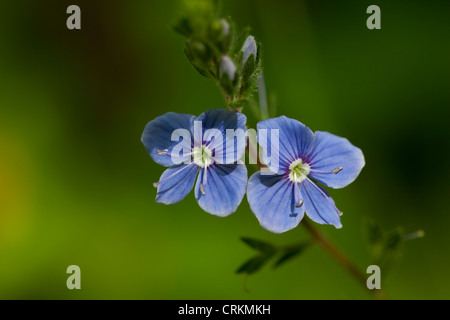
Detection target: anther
<box><xmin>332</xmin><ymin>167</ymin><xmax>343</xmax><ymax>174</ymax></box>
<box><xmin>200</xmin><ymin>184</ymin><xmax>206</xmax><ymax>196</ymax></box>
<box><xmin>156</xmin><ymin>149</ymin><xmax>168</xmax><ymax>155</ymax></box>
<box><xmin>295</xmin><ymin>200</ymin><xmax>304</xmax><ymax>208</ymax></box>
<box><xmin>153</xmin><ymin>163</ymin><xmax>195</xmax><ymax>188</ymax></box>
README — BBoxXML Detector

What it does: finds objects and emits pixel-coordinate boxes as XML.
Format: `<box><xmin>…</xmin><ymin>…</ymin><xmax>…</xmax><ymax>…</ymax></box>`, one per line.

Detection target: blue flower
<box><xmin>141</xmin><ymin>109</ymin><xmax>248</xmax><ymax>217</ymax></box>
<box><xmin>247</xmin><ymin>116</ymin><xmax>365</xmax><ymax>233</ymax></box>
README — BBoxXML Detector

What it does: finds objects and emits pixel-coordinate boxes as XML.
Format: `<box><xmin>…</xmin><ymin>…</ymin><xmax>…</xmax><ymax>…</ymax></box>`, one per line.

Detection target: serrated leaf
<box><xmin>240</xmin><ymin>237</ymin><xmax>275</xmax><ymax>254</ymax></box>
<box><xmin>273</xmin><ymin>243</ymin><xmax>310</xmax><ymax>269</ymax></box>
<box><xmin>236</xmin><ymin>254</ymin><xmax>273</xmax><ymax>275</ymax></box>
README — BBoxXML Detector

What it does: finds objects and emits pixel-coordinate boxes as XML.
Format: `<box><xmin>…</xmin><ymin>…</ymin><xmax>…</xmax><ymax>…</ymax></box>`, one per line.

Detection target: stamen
<box><xmin>310</xmin><ymin>166</ymin><xmax>344</xmax><ymax>175</ymax></box>
<box><xmin>332</xmin><ymin>167</ymin><xmax>343</xmax><ymax>174</ymax></box>
<box><xmin>156</xmin><ymin>149</ymin><xmax>169</xmax><ymax>155</ymax></box>
<box><xmin>200</xmin><ymin>184</ymin><xmax>206</xmax><ymax>195</ymax></box>
<box><xmin>305</xmin><ymin>177</ymin><xmax>342</xmax><ymax>215</ymax></box>
<box><xmin>153</xmin><ymin>163</ymin><xmax>195</xmax><ymax>188</ymax></box>
<box><xmin>288</xmin><ymin>159</ymin><xmax>311</xmax><ymax>183</ymax></box>
<box><xmin>157</xmin><ymin>149</ymin><xmax>192</xmax><ymax>160</ymax></box>
<box><xmin>172</xmin><ymin>152</ymin><xmax>192</xmax><ymax>159</ymax></box>
<box><xmin>200</xmin><ymin>167</ymin><xmax>208</xmax><ymax>195</ymax></box>
<box><xmin>293</xmin><ymin>183</ymin><xmax>303</xmax><ymax>208</ymax></box>
<box><xmin>192</xmin><ymin>145</ymin><xmax>213</xmax><ymax>168</ymax></box>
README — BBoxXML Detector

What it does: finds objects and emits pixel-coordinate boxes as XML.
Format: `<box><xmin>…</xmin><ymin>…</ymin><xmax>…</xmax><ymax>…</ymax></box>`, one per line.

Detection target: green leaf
<box><xmin>240</xmin><ymin>237</ymin><xmax>275</xmax><ymax>254</ymax></box>
<box><xmin>367</xmin><ymin>220</ymin><xmax>384</xmax><ymax>246</ymax></box>
<box><xmin>219</xmin><ymin>71</ymin><xmax>235</xmax><ymax>96</ymax></box>
<box><xmin>173</xmin><ymin>18</ymin><xmax>193</xmax><ymax>37</ymax></box>
<box><xmin>241</xmin><ymin>53</ymin><xmax>255</xmax><ymax>83</ymax></box>
<box><xmin>384</xmin><ymin>229</ymin><xmax>403</xmax><ymax>252</ymax></box>
<box><xmin>184</xmin><ymin>47</ymin><xmax>209</xmax><ymax>78</ymax></box>
<box><xmin>186</xmin><ymin>40</ymin><xmax>213</xmax><ymax>63</ymax></box>
<box><xmin>236</xmin><ymin>254</ymin><xmax>273</xmax><ymax>275</ymax></box>
<box><xmin>273</xmin><ymin>243</ymin><xmax>310</xmax><ymax>269</ymax></box>
<box><xmin>229</xmin><ymin>99</ymin><xmax>249</xmax><ymax>111</ymax></box>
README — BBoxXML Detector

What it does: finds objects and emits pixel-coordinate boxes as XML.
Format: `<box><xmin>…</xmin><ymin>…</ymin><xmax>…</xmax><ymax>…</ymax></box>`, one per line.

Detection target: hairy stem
<box><xmin>257</xmin><ymin>71</ymin><xmax>269</xmax><ymax>120</ymax></box>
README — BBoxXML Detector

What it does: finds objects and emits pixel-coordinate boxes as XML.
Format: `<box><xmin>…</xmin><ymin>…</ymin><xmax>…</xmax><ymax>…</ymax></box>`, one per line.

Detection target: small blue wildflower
<box><xmin>141</xmin><ymin>109</ymin><xmax>248</xmax><ymax>217</ymax></box>
<box><xmin>247</xmin><ymin>116</ymin><xmax>365</xmax><ymax>233</ymax></box>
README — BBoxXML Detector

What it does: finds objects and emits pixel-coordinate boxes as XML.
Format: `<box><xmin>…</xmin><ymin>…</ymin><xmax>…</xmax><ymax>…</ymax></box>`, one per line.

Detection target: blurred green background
<box><xmin>0</xmin><ymin>0</ymin><xmax>449</xmax><ymax>299</ymax></box>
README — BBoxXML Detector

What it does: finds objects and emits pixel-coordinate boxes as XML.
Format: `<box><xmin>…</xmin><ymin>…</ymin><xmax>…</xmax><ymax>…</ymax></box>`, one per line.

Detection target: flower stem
<box><xmin>257</xmin><ymin>71</ymin><xmax>269</xmax><ymax>120</ymax></box>
<box><xmin>301</xmin><ymin>219</ymin><xmax>388</xmax><ymax>299</ymax></box>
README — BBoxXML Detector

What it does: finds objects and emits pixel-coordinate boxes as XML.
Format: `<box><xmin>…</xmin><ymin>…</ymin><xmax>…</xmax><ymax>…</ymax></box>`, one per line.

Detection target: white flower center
<box><xmin>192</xmin><ymin>145</ymin><xmax>213</xmax><ymax>168</ymax></box>
<box><xmin>289</xmin><ymin>158</ymin><xmax>310</xmax><ymax>183</ymax></box>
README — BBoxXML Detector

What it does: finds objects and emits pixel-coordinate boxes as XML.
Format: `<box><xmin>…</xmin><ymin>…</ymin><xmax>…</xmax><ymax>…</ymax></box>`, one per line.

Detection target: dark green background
<box><xmin>0</xmin><ymin>0</ymin><xmax>449</xmax><ymax>299</ymax></box>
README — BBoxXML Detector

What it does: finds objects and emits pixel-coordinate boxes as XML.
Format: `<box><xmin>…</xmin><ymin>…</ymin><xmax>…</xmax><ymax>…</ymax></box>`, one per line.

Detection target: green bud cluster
<box><xmin>173</xmin><ymin>0</ymin><xmax>262</xmax><ymax>111</ymax></box>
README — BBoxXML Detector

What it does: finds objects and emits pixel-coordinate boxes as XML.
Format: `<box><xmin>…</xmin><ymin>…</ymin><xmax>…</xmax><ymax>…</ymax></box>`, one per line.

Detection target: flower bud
<box><xmin>210</xmin><ymin>18</ymin><xmax>232</xmax><ymax>53</ymax></box>
<box><xmin>219</xmin><ymin>55</ymin><xmax>236</xmax><ymax>82</ymax></box>
<box><xmin>241</xmin><ymin>35</ymin><xmax>257</xmax><ymax>69</ymax></box>
<box><xmin>186</xmin><ymin>39</ymin><xmax>212</xmax><ymax>63</ymax></box>
<box><xmin>218</xmin><ymin>19</ymin><xmax>230</xmax><ymax>37</ymax></box>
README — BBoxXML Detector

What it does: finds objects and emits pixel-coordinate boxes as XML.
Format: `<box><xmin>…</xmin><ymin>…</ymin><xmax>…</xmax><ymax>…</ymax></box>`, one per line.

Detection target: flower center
<box><xmin>192</xmin><ymin>145</ymin><xmax>213</xmax><ymax>168</ymax></box>
<box><xmin>289</xmin><ymin>158</ymin><xmax>311</xmax><ymax>183</ymax></box>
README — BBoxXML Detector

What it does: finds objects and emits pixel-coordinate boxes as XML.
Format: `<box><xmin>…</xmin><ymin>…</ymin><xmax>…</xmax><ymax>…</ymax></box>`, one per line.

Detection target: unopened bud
<box><xmin>219</xmin><ymin>19</ymin><xmax>230</xmax><ymax>37</ymax></box>
<box><xmin>219</xmin><ymin>55</ymin><xmax>236</xmax><ymax>82</ymax></box>
<box><xmin>210</xmin><ymin>19</ymin><xmax>232</xmax><ymax>53</ymax></box>
<box><xmin>241</xmin><ymin>35</ymin><xmax>257</xmax><ymax>69</ymax></box>
<box><xmin>186</xmin><ymin>40</ymin><xmax>211</xmax><ymax>63</ymax></box>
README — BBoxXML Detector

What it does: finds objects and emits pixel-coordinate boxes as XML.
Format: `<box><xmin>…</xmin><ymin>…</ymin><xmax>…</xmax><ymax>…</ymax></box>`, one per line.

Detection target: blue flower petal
<box><xmin>257</xmin><ymin>116</ymin><xmax>315</xmax><ymax>173</ymax></box>
<box><xmin>195</xmin><ymin>109</ymin><xmax>247</xmax><ymax>165</ymax></box>
<box><xmin>194</xmin><ymin>164</ymin><xmax>247</xmax><ymax>217</ymax></box>
<box><xmin>247</xmin><ymin>172</ymin><xmax>305</xmax><ymax>233</ymax></box>
<box><xmin>155</xmin><ymin>164</ymin><xmax>199</xmax><ymax>204</ymax></box>
<box><xmin>301</xmin><ymin>179</ymin><xmax>342</xmax><ymax>228</ymax></box>
<box><xmin>142</xmin><ymin>112</ymin><xmax>195</xmax><ymax>167</ymax></box>
<box><xmin>308</xmin><ymin>131</ymin><xmax>365</xmax><ymax>189</ymax></box>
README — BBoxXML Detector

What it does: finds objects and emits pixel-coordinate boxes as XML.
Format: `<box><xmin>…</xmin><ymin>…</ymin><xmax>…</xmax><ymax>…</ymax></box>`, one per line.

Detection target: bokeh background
<box><xmin>0</xmin><ymin>0</ymin><xmax>449</xmax><ymax>299</ymax></box>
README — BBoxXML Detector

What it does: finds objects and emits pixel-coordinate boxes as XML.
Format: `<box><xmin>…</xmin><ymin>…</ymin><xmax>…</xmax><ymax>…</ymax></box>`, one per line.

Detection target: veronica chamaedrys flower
<box><xmin>141</xmin><ymin>109</ymin><xmax>247</xmax><ymax>217</ymax></box>
<box><xmin>247</xmin><ymin>116</ymin><xmax>365</xmax><ymax>233</ymax></box>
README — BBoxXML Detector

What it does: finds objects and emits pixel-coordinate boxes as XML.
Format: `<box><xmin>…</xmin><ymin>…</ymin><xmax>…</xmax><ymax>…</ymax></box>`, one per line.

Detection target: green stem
<box><xmin>257</xmin><ymin>71</ymin><xmax>269</xmax><ymax>120</ymax></box>
<box><xmin>301</xmin><ymin>219</ymin><xmax>388</xmax><ymax>299</ymax></box>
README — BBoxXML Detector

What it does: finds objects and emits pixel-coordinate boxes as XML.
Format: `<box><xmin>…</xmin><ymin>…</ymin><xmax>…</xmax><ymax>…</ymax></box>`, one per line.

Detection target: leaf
<box><xmin>184</xmin><ymin>47</ymin><xmax>209</xmax><ymax>78</ymax></box>
<box><xmin>219</xmin><ymin>72</ymin><xmax>236</xmax><ymax>96</ymax></box>
<box><xmin>384</xmin><ymin>228</ymin><xmax>403</xmax><ymax>252</ymax></box>
<box><xmin>173</xmin><ymin>18</ymin><xmax>193</xmax><ymax>37</ymax></box>
<box><xmin>236</xmin><ymin>253</ymin><xmax>273</xmax><ymax>275</ymax></box>
<box><xmin>367</xmin><ymin>220</ymin><xmax>384</xmax><ymax>246</ymax></box>
<box><xmin>273</xmin><ymin>243</ymin><xmax>310</xmax><ymax>269</ymax></box>
<box><xmin>240</xmin><ymin>237</ymin><xmax>276</xmax><ymax>254</ymax></box>
<box><xmin>229</xmin><ymin>99</ymin><xmax>250</xmax><ymax>111</ymax></box>
<box><xmin>241</xmin><ymin>53</ymin><xmax>255</xmax><ymax>84</ymax></box>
